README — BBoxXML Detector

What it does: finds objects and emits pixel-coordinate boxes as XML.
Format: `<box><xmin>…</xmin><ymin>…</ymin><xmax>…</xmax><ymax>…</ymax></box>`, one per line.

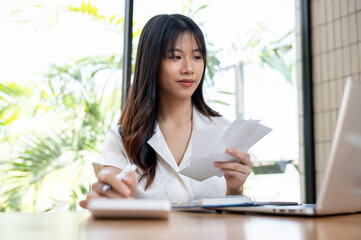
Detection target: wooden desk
<box><xmin>0</xmin><ymin>211</ymin><xmax>360</xmax><ymax>240</ymax></box>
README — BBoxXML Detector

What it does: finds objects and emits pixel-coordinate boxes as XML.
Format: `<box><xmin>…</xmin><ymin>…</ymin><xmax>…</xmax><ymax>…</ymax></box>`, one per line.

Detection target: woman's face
<box><xmin>158</xmin><ymin>33</ymin><xmax>204</xmax><ymax>101</ymax></box>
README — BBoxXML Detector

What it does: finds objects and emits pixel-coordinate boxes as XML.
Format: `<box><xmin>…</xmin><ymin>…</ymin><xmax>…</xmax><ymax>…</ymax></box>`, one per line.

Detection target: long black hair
<box><xmin>119</xmin><ymin>14</ymin><xmax>220</xmax><ymax>189</ymax></box>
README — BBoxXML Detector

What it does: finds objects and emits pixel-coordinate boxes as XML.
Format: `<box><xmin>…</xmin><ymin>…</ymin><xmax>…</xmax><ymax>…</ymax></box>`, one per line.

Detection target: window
<box><xmin>0</xmin><ymin>0</ymin><xmax>304</xmax><ymax>212</ymax></box>
<box><xmin>132</xmin><ymin>0</ymin><xmax>300</xmax><ymax>202</ymax></box>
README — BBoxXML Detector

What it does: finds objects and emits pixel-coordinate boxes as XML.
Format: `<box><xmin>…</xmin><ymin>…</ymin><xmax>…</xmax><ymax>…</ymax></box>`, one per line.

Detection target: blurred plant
<box><xmin>0</xmin><ymin>81</ymin><xmax>32</xmax><ymax>130</ymax></box>
<box><xmin>1</xmin><ymin>0</ymin><xmax>126</xmax><ymax>212</ymax></box>
<box><xmin>9</xmin><ymin>0</ymin><xmax>124</xmax><ymax>31</ymax></box>
<box><xmin>181</xmin><ymin>0</ymin><xmax>207</xmax><ymax>19</ymax></box>
<box><xmin>259</xmin><ymin>30</ymin><xmax>295</xmax><ymax>84</ymax></box>
<box><xmin>1</xmin><ymin>56</ymin><xmax>122</xmax><ymax>212</ymax></box>
<box><xmin>230</xmin><ymin>24</ymin><xmax>295</xmax><ymax>84</ymax></box>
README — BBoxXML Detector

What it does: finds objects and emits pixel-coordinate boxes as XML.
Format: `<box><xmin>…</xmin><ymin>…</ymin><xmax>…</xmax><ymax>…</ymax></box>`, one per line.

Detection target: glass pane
<box><xmin>0</xmin><ymin>0</ymin><xmax>124</xmax><ymax>212</ymax></box>
<box><xmin>133</xmin><ymin>0</ymin><xmax>300</xmax><ymax>202</ymax></box>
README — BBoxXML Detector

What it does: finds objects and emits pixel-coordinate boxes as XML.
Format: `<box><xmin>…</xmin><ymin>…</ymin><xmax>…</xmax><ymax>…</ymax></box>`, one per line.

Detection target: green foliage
<box><xmin>10</xmin><ymin>0</ymin><xmax>124</xmax><ymax>31</ymax></box>
<box><xmin>259</xmin><ymin>30</ymin><xmax>294</xmax><ymax>84</ymax></box>
<box><xmin>68</xmin><ymin>1</ymin><xmax>124</xmax><ymax>27</ymax></box>
<box><xmin>208</xmin><ymin>100</ymin><xmax>230</xmax><ymax>106</ymax></box>
<box><xmin>1</xmin><ymin>0</ymin><xmax>123</xmax><ymax>213</ymax></box>
<box><xmin>0</xmin><ymin>56</ymin><xmax>121</xmax><ymax>212</ymax></box>
<box><xmin>3</xmin><ymin>131</ymin><xmax>70</xmax><ymax>211</ymax></box>
<box><xmin>0</xmin><ymin>81</ymin><xmax>32</xmax><ymax>126</ymax></box>
<box><xmin>205</xmin><ymin>48</ymin><xmax>222</xmax><ymax>87</ymax></box>
<box><xmin>231</xmin><ymin>25</ymin><xmax>295</xmax><ymax>84</ymax></box>
<box><xmin>182</xmin><ymin>0</ymin><xmax>207</xmax><ymax>19</ymax></box>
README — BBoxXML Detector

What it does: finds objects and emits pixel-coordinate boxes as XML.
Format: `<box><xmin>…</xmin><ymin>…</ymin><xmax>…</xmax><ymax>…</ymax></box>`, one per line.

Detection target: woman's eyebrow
<box><xmin>167</xmin><ymin>48</ymin><xmax>182</xmax><ymax>53</ymax></box>
<box><xmin>167</xmin><ymin>48</ymin><xmax>202</xmax><ymax>53</ymax></box>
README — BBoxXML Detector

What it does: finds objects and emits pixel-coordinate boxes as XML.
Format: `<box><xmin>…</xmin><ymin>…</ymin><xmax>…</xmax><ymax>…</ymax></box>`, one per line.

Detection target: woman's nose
<box><xmin>181</xmin><ymin>58</ymin><xmax>194</xmax><ymax>75</ymax></box>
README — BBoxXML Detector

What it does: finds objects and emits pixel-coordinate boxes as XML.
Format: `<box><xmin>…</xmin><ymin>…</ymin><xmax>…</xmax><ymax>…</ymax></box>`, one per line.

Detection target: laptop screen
<box><xmin>316</xmin><ymin>77</ymin><xmax>361</xmax><ymax>215</ymax></box>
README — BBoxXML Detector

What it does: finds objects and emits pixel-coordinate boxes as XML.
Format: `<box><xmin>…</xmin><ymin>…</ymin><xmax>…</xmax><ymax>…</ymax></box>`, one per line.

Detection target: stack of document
<box><xmin>179</xmin><ymin>120</ymin><xmax>272</xmax><ymax>181</ymax></box>
<box><xmin>172</xmin><ymin>195</ymin><xmax>253</xmax><ymax>210</ymax></box>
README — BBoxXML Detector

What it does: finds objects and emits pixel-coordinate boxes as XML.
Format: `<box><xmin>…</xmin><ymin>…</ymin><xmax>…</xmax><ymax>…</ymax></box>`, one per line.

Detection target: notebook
<box><xmin>172</xmin><ymin>195</ymin><xmax>253</xmax><ymax>210</ymax></box>
<box><xmin>172</xmin><ymin>195</ymin><xmax>298</xmax><ymax>211</ymax></box>
<box><xmin>88</xmin><ymin>198</ymin><xmax>171</xmax><ymax>219</ymax></box>
<box><xmin>209</xmin><ymin>77</ymin><xmax>361</xmax><ymax>216</ymax></box>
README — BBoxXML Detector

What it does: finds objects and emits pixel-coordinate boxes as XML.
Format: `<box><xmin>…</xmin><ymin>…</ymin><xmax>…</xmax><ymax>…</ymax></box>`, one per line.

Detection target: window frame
<box><xmin>121</xmin><ymin>0</ymin><xmax>316</xmax><ymax>203</ymax></box>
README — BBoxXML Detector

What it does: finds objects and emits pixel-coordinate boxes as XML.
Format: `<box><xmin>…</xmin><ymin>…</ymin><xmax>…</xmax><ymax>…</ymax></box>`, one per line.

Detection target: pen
<box><xmin>102</xmin><ymin>164</ymin><xmax>137</xmax><ymax>192</ymax></box>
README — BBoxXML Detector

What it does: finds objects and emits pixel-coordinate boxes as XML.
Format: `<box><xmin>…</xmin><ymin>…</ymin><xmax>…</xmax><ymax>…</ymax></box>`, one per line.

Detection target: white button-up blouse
<box><xmin>92</xmin><ymin>107</ymin><xmax>230</xmax><ymax>201</ymax></box>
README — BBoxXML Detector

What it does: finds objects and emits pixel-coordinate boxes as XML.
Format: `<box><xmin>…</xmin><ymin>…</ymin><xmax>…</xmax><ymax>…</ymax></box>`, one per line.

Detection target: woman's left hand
<box><xmin>214</xmin><ymin>148</ymin><xmax>253</xmax><ymax>195</ymax></box>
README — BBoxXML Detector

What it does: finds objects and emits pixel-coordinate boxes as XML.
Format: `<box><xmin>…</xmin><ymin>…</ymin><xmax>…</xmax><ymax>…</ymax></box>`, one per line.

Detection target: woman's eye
<box><xmin>194</xmin><ymin>56</ymin><xmax>202</xmax><ymax>60</ymax></box>
<box><xmin>168</xmin><ymin>56</ymin><xmax>181</xmax><ymax>60</ymax></box>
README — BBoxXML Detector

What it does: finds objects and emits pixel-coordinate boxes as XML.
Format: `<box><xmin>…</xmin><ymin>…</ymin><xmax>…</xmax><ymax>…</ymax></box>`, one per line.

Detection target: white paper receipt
<box><xmin>179</xmin><ymin>120</ymin><xmax>272</xmax><ymax>181</ymax></box>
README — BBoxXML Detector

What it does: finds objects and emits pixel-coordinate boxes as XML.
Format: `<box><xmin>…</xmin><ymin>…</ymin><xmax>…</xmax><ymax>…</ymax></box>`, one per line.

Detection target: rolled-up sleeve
<box><xmin>92</xmin><ymin>126</ymin><xmax>130</xmax><ymax>176</ymax></box>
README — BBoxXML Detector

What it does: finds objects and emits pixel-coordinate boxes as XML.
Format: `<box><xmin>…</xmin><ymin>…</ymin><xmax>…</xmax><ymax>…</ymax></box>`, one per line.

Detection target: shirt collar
<box><xmin>147</xmin><ymin>123</ymin><xmax>179</xmax><ymax>171</ymax></box>
<box><xmin>146</xmin><ymin>106</ymin><xmax>220</xmax><ymax>172</ymax></box>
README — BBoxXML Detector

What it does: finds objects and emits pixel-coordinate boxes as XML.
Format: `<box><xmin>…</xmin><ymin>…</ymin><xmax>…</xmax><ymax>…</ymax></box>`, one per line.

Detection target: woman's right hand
<box><xmin>79</xmin><ymin>166</ymin><xmax>137</xmax><ymax>209</ymax></box>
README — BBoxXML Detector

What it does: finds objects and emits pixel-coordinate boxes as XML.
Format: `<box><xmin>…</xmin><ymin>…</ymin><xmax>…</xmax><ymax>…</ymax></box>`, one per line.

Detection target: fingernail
<box><xmin>227</xmin><ymin>148</ymin><xmax>233</xmax><ymax>153</ymax></box>
<box><xmin>214</xmin><ymin>162</ymin><xmax>219</xmax><ymax>167</ymax></box>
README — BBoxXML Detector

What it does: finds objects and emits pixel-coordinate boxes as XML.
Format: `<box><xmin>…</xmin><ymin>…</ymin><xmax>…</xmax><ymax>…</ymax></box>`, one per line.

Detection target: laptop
<box><xmin>211</xmin><ymin>77</ymin><xmax>361</xmax><ymax>216</ymax></box>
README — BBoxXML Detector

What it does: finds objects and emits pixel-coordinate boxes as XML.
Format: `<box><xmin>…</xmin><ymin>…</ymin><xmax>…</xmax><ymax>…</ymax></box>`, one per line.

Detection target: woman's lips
<box><xmin>177</xmin><ymin>80</ymin><xmax>195</xmax><ymax>87</ymax></box>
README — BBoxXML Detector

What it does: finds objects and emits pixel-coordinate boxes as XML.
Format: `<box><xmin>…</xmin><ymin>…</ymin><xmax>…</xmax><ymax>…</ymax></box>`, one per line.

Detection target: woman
<box><xmin>80</xmin><ymin>14</ymin><xmax>252</xmax><ymax>208</ymax></box>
